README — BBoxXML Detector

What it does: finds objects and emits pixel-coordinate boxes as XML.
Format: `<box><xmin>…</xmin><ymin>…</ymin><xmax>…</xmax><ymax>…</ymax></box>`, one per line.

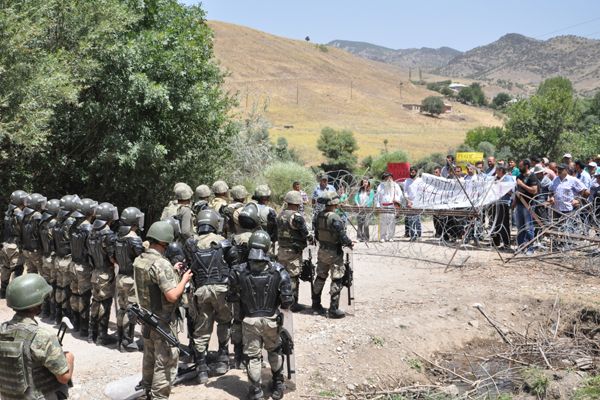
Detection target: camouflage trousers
<box><xmin>243</xmin><ymin>315</ymin><xmax>283</xmax><ymax>386</ymax></box>
<box><xmin>141</xmin><ymin>326</ymin><xmax>179</xmax><ymax>400</ymax></box>
<box><xmin>54</xmin><ymin>255</ymin><xmax>73</xmax><ymax>312</ymax></box>
<box><xmin>0</xmin><ymin>242</ymin><xmax>22</xmax><ymax>284</ymax></box>
<box><xmin>22</xmin><ymin>249</ymin><xmax>42</xmax><ymax>274</ymax></box>
<box><xmin>69</xmin><ymin>261</ymin><xmax>92</xmax><ymax>316</ymax></box>
<box><xmin>116</xmin><ymin>274</ymin><xmax>135</xmax><ymax>329</ymax></box>
<box><xmin>191</xmin><ymin>284</ymin><xmax>232</xmax><ymax>353</ymax></box>
<box><xmin>313</xmin><ymin>248</ymin><xmax>345</xmax><ymax>298</ymax></box>
<box><xmin>90</xmin><ymin>269</ymin><xmax>115</xmax><ymax>320</ymax></box>
<box><xmin>40</xmin><ymin>254</ymin><xmax>56</xmax><ymax>284</ymax></box>
<box><xmin>277</xmin><ymin>247</ymin><xmax>302</xmax><ymax>295</ymax></box>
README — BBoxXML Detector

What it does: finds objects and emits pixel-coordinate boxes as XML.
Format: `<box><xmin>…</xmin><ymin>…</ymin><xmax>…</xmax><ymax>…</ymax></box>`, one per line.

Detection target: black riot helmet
<box><xmin>196</xmin><ymin>209</ymin><xmax>221</xmax><ymax>234</ymax></box>
<box><xmin>24</xmin><ymin>193</ymin><xmax>47</xmax><ymax>211</ymax></box>
<box><xmin>59</xmin><ymin>194</ymin><xmax>81</xmax><ymax>219</ymax></box>
<box><xmin>164</xmin><ymin>216</ymin><xmax>181</xmax><ymax>239</ymax></box>
<box><xmin>164</xmin><ymin>242</ymin><xmax>186</xmax><ymax>265</ymax></box>
<box><xmin>120</xmin><ymin>207</ymin><xmax>145</xmax><ymax>231</ymax></box>
<box><xmin>247</xmin><ymin>230</ymin><xmax>272</xmax><ymax>262</ymax></box>
<box><xmin>93</xmin><ymin>202</ymin><xmax>118</xmax><ymax>229</ymax></box>
<box><xmin>45</xmin><ymin>199</ymin><xmax>61</xmax><ymax>217</ymax></box>
<box><xmin>238</xmin><ymin>202</ymin><xmax>260</xmax><ymax>230</ymax></box>
<box><xmin>10</xmin><ymin>190</ymin><xmax>28</xmax><ymax>207</ymax></box>
<box><xmin>77</xmin><ymin>198</ymin><xmax>98</xmax><ymax>218</ymax></box>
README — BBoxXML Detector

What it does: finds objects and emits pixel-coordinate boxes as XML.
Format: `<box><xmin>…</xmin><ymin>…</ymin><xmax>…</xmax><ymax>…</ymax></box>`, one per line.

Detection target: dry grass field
<box><xmin>209</xmin><ymin>21</ymin><xmax>502</xmax><ymax>163</ymax></box>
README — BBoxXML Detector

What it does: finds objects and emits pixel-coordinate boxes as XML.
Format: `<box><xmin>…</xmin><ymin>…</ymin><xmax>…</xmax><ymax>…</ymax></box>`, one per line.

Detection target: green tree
<box><xmin>370</xmin><ymin>150</ymin><xmax>409</xmax><ymax>178</ymax></box>
<box><xmin>458</xmin><ymin>83</ymin><xmax>487</xmax><ymax>106</ymax></box>
<box><xmin>537</xmin><ymin>76</ymin><xmax>573</xmax><ymax>97</ymax></box>
<box><xmin>0</xmin><ymin>1</ymin><xmax>235</xmax><ymax>220</ymax></box>
<box><xmin>421</xmin><ymin>96</ymin><xmax>445</xmax><ymax>116</ymax></box>
<box><xmin>464</xmin><ymin>126</ymin><xmax>503</xmax><ymax>148</ymax></box>
<box><xmin>272</xmin><ymin>136</ymin><xmax>301</xmax><ymax>163</ymax></box>
<box><xmin>501</xmin><ymin>78</ymin><xmax>578</xmax><ymax>159</ymax></box>
<box><xmin>317</xmin><ymin>127</ymin><xmax>359</xmax><ymax>172</ymax></box>
<box><xmin>492</xmin><ymin>92</ymin><xmax>511</xmax><ymax>109</ymax></box>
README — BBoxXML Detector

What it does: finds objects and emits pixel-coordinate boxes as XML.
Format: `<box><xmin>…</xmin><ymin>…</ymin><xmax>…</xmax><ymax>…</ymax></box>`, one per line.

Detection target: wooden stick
<box><xmin>475</xmin><ymin>305</ymin><xmax>513</xmax><ymax>345</ymax></box>
<box><xmin>413</xmin><ymin>351</ymin><xmax>475</xmax><ymax>385</ymax></box>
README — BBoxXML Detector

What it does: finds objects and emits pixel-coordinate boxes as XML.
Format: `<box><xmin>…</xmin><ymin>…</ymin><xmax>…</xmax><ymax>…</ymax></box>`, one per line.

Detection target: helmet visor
<box><xmin>137</xmin><ymin>213</ymin><xmax>145</xmax><ymax>231</ymax></box>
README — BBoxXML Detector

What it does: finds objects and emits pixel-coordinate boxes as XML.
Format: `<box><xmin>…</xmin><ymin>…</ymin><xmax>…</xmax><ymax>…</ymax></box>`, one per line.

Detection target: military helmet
<box><xmin>79</xmin><ymin>198</ymin><xmax>98</xmax><ymax>217</ymax></box>
<box><xmin>284</xmin><ymin>191</ymin><xmax>302</xmax><ymax>205</ymax></box>
<box><xmin>94</xmin><ymin>202</ymin><xmax>118</xmax><ymax>222</ymax></box>
<box><xmin>6</xmin><ymin>274</ymin><xmax>52</xmax><ymax>311</ymax></box>
<box><xmin>24</xmin><ymin>193</ymin><xmax>48</xmax><ymax>211</ymax></box>
<box><xmin>120</xmin><ymin>207</ymin><xmax>145</xmax><ymax>230</ymax></box>
<box><xmin>254</xmin><ymin>184</ymin><xmax>272</xmax><ymax>198</ymax></box>
<box><xmin>195</xmin><ymin>184</ymin><xmax>211</xmax><ymax>199</ymax></box>
<box><xmin>46</xmin><ymin>199</ymin><xmax>61</xmax><ymax>216</ymax></box>
<box><xmin>321</xmin><ymin>191</ymin><xmax>340</xmax><ymax>206</ymax></box>
<box><xmin>230</xmin><ymin>185</ymin><xmax>248</xmax><ymax>201</ymax></box>
<box><xmin>164</xmin><ymin>242</ymin><xmax>185</xmax><ymax>265</ymax></box>
<box><xmin>174</xmin><ymin>182</ymin><xmax>193</xmax><ymax>200</ymax></box>
<box><xmin>164</xmin><ymin>216</ymin><xmax>181</xmax><ymax>238</ymax></box>
<box><xmin>197</xmin><ymin>209</ymin><xmax>220</xmax><ymax>232</ymax></box>
<box><xmin>212</xmin><ymin>180</ymin><xmax>229</xmax><ymax>195</ymax></box>
<box><xmin>248</xmin><ymin>230</ymin><xmax>272</xmax><ymax>262</ymax></box>
<box><xmin>10</xmin><ymin>190</ymin><xmax>28</xmax><ymax>206</ymax></box>
<box><xmin>147</xmin><ymin>221</ymin><xmax>175</xmax><ymax>244</ymax></box>
<box><xmin>238</xmin><ymin>202</ymin><xmax>260</xmax><ymax>229</ymax></box>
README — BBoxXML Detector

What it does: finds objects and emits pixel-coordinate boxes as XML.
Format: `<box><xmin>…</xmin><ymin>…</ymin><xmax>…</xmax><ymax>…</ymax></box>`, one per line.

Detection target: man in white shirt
<box><xmin>403</xmin><ymin>167</ymin><xmax>421</xmax><ymax>241</ymax></box>
<box><xmin>376</xmin><ymin>172</ymin><xmax>402</xmax><ymax>241</ymax></box>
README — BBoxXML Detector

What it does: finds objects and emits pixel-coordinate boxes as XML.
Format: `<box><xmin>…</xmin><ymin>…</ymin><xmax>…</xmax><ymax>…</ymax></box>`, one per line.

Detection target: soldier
<box><xmin>0</xmin><ymin>274</ymin><xmax>75</xmax><ymax>400</ymax></box>
<box><xmin>312</xmin><ymin>192</ymin><xmax>354</xmax><ymax>319</ymax></box>
<box><xmin>87</xmin><ymin>202</ymin><xmax>118</xmax><ymax>345</ymax></box>
<box><xmin>53</xmin><ymin>195</ymin><xmax>81</xmax><ymax>325</ymax></box>
<box><xmin>184</xmin><ymin>210</ymin><xmax>238</xmax><ymax>383</ymax></box>
<box><xmin>193</xmin><ymin>184</ymin><xmax>211</xmax><ymax>215</ymax></box>
<box><xmin>228</xmin><ymin>231</ymin><xmax>293</xmax><ymax>400</ymax></box>
<box><xmin>0</xmin><ymin>190</ymin><xmax>28</xmax><ymax>298</ymax></box>
<box><xmin>133</xmin><ymin>221</ymin><xmax>192</xmax><ymax>400</ymax></box>
<box><xmin>252</xmin><ymin>185</ymin><xmax>278</xmax><ymax>243</ymax></box>
<box><xmin>209</xmin><ymin>180</ymin><xmax>229</xmax><ymax>215</ymax></box>
<box><xmin>222</xmin><ymin>185</ymin><xmax>248</xmax><ymax>237</ymax></box>
<box><xmin>68</xmin><ymin>198</ymin><xmax>97</xmax><ymax>337</ymax></box>
<box><xmin>277</xmin><ymin>191</ymin><xmax>312</xmax><ymax>312</ymax></box>
<box><xmin>161</xmin><ymin>183</ymin><xmax>195</xmax><ymax>240</ymax></box>
<box><xmin>114</xmin><ymin>207</ymin><xmax>145</xmax><ymax>352</ymax></box>
<box><xmin>39</xmin><ymin>199</ymin><xmax>61</xmax><ymax>319</ymax></box>
<box><xmin>21</xmin><ymin>193</ymin><xmax>47</xmax><ymax>275</ymax></box>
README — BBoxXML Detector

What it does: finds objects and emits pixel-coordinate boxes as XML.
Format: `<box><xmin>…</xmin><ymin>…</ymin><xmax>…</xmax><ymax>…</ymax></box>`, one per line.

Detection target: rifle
<box><xmin>127</xmin><ymin>303</ymin><xmax>191</xmax><ymax>357</ymax></box>
<box><xmin>299</xmin><ymin>248</ymin><xmax>315</xmax><ymax>293</ymax></box>
<box><xmin>341</xmin><ymin>253</ymin><xmax>354</xmax><ymax>306</ymax></box>
<box><xmin>56</xmin><ymin>317</ymin><xmax>74</xmax><ymax>391</ymax></box>
<box><xmin>276</xmin><ymin>313</ymin><xmax>295</xmax><ymax>380</ymax></box>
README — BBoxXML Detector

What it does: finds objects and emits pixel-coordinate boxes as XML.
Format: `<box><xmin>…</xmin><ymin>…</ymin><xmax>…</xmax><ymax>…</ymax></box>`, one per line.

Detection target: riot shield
<box><xmin>339</xmin><ymin>251</ymin><xmax>355</xmax><ymax>316</ymax></box>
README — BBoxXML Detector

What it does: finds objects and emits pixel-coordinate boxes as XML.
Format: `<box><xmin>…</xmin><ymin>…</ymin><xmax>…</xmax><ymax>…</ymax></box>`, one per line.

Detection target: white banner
<box><xmin>408</xmin><ymin>173</ymin><xmax>515</xmax><ymax>209</ymax></box>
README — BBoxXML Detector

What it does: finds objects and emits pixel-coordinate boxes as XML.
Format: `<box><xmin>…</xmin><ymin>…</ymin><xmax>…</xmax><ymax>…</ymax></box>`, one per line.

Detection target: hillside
<box><xmin>208</xmin><ymin>21</ymin><xmax>501</xmax><ymax>162</ymax></box>
<box><xmin>328</xmin><ymin>39</ymin><xmax>462</xmax><ymax>70</ymax></box>
<box><xmin>436</xmin><ymin>33</ymin><xmax>600</xmax><ymax>94</ymax></box>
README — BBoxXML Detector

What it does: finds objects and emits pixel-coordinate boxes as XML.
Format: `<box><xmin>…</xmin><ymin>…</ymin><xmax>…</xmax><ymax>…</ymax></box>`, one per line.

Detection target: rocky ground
<box><xmin>1</xmin><ymin>228</ymin><xmax>598</xmax><ymax>399</ymax></box>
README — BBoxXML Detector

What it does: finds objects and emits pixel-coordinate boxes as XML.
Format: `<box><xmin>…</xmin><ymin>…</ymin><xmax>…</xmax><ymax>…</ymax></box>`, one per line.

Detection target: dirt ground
<box><xmin>0</xmin><ymin>225</ymin><xmax>598</xmax><ymax>400</ymax></box>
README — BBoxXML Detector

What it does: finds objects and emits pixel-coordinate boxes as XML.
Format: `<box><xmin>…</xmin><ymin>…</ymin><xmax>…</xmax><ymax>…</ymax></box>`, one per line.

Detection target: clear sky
<box><xmin>181</xmin><ymin>0</ymin><xmax>600</xmax><ymax>51</ymax></box>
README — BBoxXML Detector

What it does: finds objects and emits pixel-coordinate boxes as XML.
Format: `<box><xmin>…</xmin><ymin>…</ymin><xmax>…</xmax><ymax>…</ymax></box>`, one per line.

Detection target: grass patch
<box><xmin>574</xmin><ymin>375</ymin><xmax>600</xmax><ymax>399</ymax></box>
<box><xmin>407</xmin><ymin>358</ymin><xmax>423</xmax><ymax>372</ymax></box>
<box><xmin>318</xmin><ymin>389</ymin><xmax>339</xmax><ymax>397</ymax></box>
<box><xmin>371</xmin><ymin>335</ymin><xmax>385</xmax><ymax>348</ymax></box>
<box><xmin>521</xmin><ymin>367</ymin><xmax>549</xmax><ymax>397</ymax></box>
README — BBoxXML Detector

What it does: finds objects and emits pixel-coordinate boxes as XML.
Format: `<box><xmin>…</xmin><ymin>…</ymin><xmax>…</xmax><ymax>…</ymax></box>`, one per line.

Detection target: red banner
<box><xmin>387</xmin><ymin>162</ymin><xmax>411</xmax><ymax>182</ymax></box>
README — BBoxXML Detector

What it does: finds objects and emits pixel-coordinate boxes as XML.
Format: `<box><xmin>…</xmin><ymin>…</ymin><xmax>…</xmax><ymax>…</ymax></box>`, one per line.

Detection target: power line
<box><xmin>536</xmin><ymin>16</ymin><xmax>600</xmax><ymax>38</ymax></box>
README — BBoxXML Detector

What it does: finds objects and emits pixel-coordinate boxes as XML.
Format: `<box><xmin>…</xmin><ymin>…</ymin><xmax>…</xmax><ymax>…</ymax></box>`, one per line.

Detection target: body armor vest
<box><xmin>115</xmin><ymin>231</ymin><xmax>144</xmax><ymax>277</ymax></box>
<box><xmin>0</xmin><ymin>321</ymin><xmax>67</xmax><ymax>399</ymax></box>
<box><xmin>237</xmin><ymin>262</ymin><xmax>282</xmax><ymax>318</ymax></box>
<box><xmin>88</xmin><ymin>226</ymin><xmax>114</xmax><ymax>271</ymax></box>
<box><xmin>277</xmin><ymin>210</ymin><xmax>306</xmax><ymax>250</ymax></box>
<box><xmin>39</xmin><ymin>219</ymin><xmax>56</xmax><ymax>257</ymax></box>
<box><xmin>52</xmin><ymin>218</ymin><xmax>74</xmax><ymax>257</ymax></box>
<box><xmin>21</xmin><ymin>212</ymin><xmax>41</xmax><ymax>251</ymax></box>
<box><xmin>3</xmin><ymin>206</ymin><xmax>17</xmax><ymax>243</ymax></box>
<box><xmin>316</xmin><ymin>212</ymin><xmax>340</xmax><ymax>246</ymax></box>
<box><xmin>70</xmin><ymin>220</ymin><xmax>92</xmax><ymax>264</ymax></box>
<box><xmin>187</xmin><ymin>239</ymin><xmax>230</xmax><ymax>287</ymax></box>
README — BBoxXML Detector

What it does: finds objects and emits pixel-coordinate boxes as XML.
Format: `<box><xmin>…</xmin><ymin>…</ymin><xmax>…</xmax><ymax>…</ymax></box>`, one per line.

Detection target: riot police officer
<box><xmin>0</xmin><ymin>190</ymin><xmax>28</xmax><ymax>298</ymax></box>
<box><xmin>222</xmin><ymin>185</ymin><xmax>248</xmax><ymax>238</ymax></box>
<box><xmin>252</xmin><ymin>185</ymin><xmax>278</xmax><ymax>243</ymax></box>
<box><xmin>228</xmin><ymin>231</ymin><xmax>293</xmax><ymax>400</ymax></box>
<box><xmin>193</xmin><ymin>184</ymin><xmax>211</xmax><ymax>215</ymax></box>
<box><xmin>184</xmin><ymin>210</ymin><xmax>237</xmax><ymax>383</ymax></box>
<box><xmin>133</xmin><ymin>221</ymin><xmax>192</xmax><ymax>400</ymax></box>
<box><xmin>39</xmin><ymin>199</ymin><xmax>60</xmax><ymax>319</ymax></box>
<box><xmin>21</xmin><ymin>193</ymin><xmax>47</xmax><ymax>275</ymax></box>
<box><xmin>0</xmin><ymin>274</ymin><xmax>74</xmax><ymax>400</ymax></box>
<box><xmin>53</xmin><ymin>195</ymin><xmax>81</xmax><ymax>325</ymax></box>
<box><xmin>277</xmin><ymin>191</ymin><xmax>311</xmax><ymax>312</ymax></box>
<box><xmin>313</xmin><ymin>192</ymin><xmax>354</xmax><ymax>319</ymax></box>
<box><xmin>68</xmin><ymin>198</ymin><xmax>97</xmax><ymax>336</ymax></box>
<box><xmin>209</xmin><ymin>180</ymin><xmax>229</xmax><ymax>215</ymax></box>
<box><xmin>161</xmin><ymin>183</ymin><xmax>195</xmax><ymax>240</ymax></box>
<box><xmin>114</xmin><ymin>207</ymin><xmax>145</xmax><ymax>352</ymax></box>
<box><xmin>87</xmin><ymin>202</ymin><xmax>118</xmax><ymax>345</ymax></box>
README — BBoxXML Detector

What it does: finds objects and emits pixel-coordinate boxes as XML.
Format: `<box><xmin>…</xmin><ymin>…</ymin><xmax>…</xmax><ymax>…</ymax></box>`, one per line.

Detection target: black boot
<box><xmin>271</xmin><ymin>371</ymin><xmax>285</xmax><ymax>400</ymax></box>
<box><xmin>87</xmin><ymin>316</ymin><xmax>98</xmax><ymax>344</ymax></box>
<box><xmin>80</xmin><ymin>316</ymin><xmax>89</xmax><ymax>337</ymax></box>
<box><xmin>0</xmin><ymin>280</ymin><xmax>8</xmax><ymax>299</ymax></box>
<box><xmin>72</xmin><ymin>311</ymin><xmax>80</xmax><ymax>332</ymax></box>
<box><xmin>247</xmin><ymin>384</ymin><xmax>264</xmax><ymax>400</ymax></box>
<box><xmin>328</xmin><ymin>294</ymin><xmax>345</xmax><ymax>319</ymax></box>
<box><xmin>14</xmin><ymin>264</ymin><xmax>24</xmax><ymax>277</ymax></box>
<box><xmin>97</xmin><ymin>310</ymin><xmax>117</xmax><ymax>346</ymax></box>
<box><xmin>55</xmin><ymin>305</ymin><xmax>63</xmax><ymax>325</ymax></box>
<box><xmin>117</xmin><ymin>326</ymin><xmax>125</xmax><ymax>352</ymax></box>
<box><xmin>195</xmin><ymin>350</ymin><xmax>209</xmax><ymax>384</ymax></box>
<box><xmin>214</xmin><ymin>343</ymin><xmax>230</xmax><ymax>375</ymax></box>
<box><xmin>290</xmin><ymin>284</ymin><xmax>304</xmax><ymax>312</ymax></box>
<box><xmin>234</xmin><ymin>343</ymin><xmax>244</xmax><ymax>369</ymax></box>
<box><xmin>311</xmin><ymin>294</ymin><xmax>325</xmax><ymax>315</ymax></box>
<box><xmin>40</xmin><ymin>298</ymin><xmax>51</xmax><ymax>318</ymax></box>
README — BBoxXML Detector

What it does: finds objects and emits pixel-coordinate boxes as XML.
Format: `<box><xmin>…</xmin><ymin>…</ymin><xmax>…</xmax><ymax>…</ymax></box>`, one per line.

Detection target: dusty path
<box><xmin>0</xmin><ymin>239</ymin><xmax>597</xmax><ymax>399</ymax></box>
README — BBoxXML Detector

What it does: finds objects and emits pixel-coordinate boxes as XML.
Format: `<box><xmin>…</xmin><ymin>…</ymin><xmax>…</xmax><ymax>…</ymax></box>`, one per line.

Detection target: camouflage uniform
<box><xmin>21</xmin><ymin>208</ymin><xmax>43</xmax><ymax>275</ymax></box>
<box><xmin>39</xmin><ymin>213</ymin><xmax>58</xmax><ymax>318</ymax></box>
<box><xmin>134</xmin><ymin>248</ymin><xmax>181</xmax><ymax>400</ymax></box>
<box><xmin>0</xmin><ymin>206</ymin><xmax>25</xmax><ymax>295</ymax></box>
<box><xmin>68</xmin><ymin>219</ymin><xmax>93</xmax><ymax>335</ymax></box>
<box><xmin>52</xmin><ymin>216</ymin><xmax>75</xmax><ymax>323</ymax></box>
<box><xmin>161</xmin><ymin>202</ymin><xmax>195</xmax><ymax>241</ymax></box>
<box><xmin>209</xmin><ymin>197</ymin><xmax>228</xmax><ymax>216</ymax></box>
<box><xmin>0</xmin><ymin>314</ymin><xmax>69</xmax><ymax>400</ymax></box>
<box><xmin>277</xmin><ymin>209</ymin><xmax>310</xmax><ymax>307</ymax></box>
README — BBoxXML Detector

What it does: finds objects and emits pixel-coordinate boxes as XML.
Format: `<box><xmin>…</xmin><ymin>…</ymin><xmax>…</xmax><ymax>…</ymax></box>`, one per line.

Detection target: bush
<box><xmin>370</xmin><ymin>150</ymin><xmax>409</xmax><ymax>178</ymax></box>
<box><xmin>492</xmin><ymin>92</ymin><xmax>511</xmax><ymax>109</ymax></box>
<box><xmin>317</xmin><ymin>127</ymin><xmax>359</xmax><ymax>172</ymax></box>
<box><xmin>421</xmin><ymin>96</ymin><xmax>445</xmax><ymax>116</ymax></box>
<box><xmin>260</xmin><ymin>161</ymin><xmax>315</xmax><ymax>204</ymax></box>
<box><xmin>426</xmin><ymin>80</ymin><xmax>452</xmax><ymax>93</ymax></box>
<box><xmin>458</xmin><ymin>83</ymin><xmax>487</xmax><ymax>106</ymax></box>
<box><xmin>464</xmin><ymin>126</ymin><xmax>503</xmax><ymax>148</ymax></box>
<box><xmin>476</xmin><ymin>141</ymin><xmax>496</xmax><ymax>157</ymax></box>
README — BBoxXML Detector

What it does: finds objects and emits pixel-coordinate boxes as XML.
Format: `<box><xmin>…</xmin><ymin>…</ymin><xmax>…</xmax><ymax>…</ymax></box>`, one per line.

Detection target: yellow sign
<box><xmin>456</xmin><ymin>152</ymin><xmax>484</xmax><ymax>173</ymax></box>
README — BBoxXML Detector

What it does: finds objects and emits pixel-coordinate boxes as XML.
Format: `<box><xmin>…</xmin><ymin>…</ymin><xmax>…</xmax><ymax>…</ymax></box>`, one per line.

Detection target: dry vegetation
<box><xmin>209</xmin><ymin>21</ymin><xmax>502</xmax><ymax>163</ymax></box>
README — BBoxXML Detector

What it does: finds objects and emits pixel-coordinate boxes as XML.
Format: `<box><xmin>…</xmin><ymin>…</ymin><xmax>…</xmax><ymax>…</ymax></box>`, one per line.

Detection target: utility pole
<box><xmin>419</xmin><ymin>68</ymin><xmax>422</xmax><ymax>81</ymax></box>
<box><xmin>245</xmin><ymin>84</ymin><xmax>249</xmax><ymax>109</ymax></box>
<box><xmin>350</xmin><ymin>80</ymin><xmax>353</xmax><ymax>100</ymax></box>
<box><xmin>409</xmin><ymin>68</ymin><xmax>412</xmax><ymax>81</ymax></box>
<box><xmin>296</xmin><ymin>80</ymin><xmax>299</xmax><ymax>105</ymax></box>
